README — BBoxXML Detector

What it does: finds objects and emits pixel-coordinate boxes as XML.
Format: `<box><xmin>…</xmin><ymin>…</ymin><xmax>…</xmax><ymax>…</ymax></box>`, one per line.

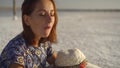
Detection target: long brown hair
<box><xmin>21</xmin><ymin>0</ymin><xmax>58</xmax><ymax>45</ymax></box>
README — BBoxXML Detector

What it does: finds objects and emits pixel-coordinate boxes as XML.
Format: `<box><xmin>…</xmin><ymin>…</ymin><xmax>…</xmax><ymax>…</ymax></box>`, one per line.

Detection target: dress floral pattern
<box><xmin>0</xmin><ymin>34</ymin><xmax>54</xmax><ymax>68</ymax></box>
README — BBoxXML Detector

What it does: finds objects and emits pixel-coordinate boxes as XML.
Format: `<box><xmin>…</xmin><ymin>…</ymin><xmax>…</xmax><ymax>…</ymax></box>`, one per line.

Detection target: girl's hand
<box><xmin>9</xmin><ymin>63</ymin><xmax>23</xmax><ymax>68</ymax></box>
<box><xmin>47</xmin><ymin>52</ymin><xmax>57</xmax><ymax>65</ymax></box>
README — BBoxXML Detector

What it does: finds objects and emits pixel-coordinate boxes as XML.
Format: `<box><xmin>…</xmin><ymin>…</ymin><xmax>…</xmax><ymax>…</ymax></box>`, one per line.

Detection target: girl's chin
<box><xmin>42</xmin><ymin>32</ymin><xmax>50</xmax><ymax>37</ymax></box>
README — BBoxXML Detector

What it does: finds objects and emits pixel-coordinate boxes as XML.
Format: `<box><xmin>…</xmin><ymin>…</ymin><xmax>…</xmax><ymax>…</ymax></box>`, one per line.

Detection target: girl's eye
<box><xmin>38</xmin><ymin>11</ymin><xmax>55</xmax><ymax>17</ymax></box>
<box><xmin>39</xmin><ymin>12</ymin><xmax>46</xmax><ymax>16</ymax></box>
<box><xmin>50</xmin><ymin>12</ymin><xmax>55</xmax><ymax>16</ymax></box>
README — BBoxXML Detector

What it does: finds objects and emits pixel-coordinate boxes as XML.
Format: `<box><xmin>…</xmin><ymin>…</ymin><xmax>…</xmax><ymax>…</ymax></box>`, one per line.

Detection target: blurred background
<box><xmin>0</xmin><ymin>0</ymin><xmax>120</xmax><ymax>68</ymax></box>
<box><xmin>0</xmin><ymin>0</ymin><xmax>120</xmax><ymax>10</ymax></box>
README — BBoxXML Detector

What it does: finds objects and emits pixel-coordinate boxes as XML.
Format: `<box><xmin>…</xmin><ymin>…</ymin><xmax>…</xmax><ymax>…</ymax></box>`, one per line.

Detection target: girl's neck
<box><xmin>32</xmin><ymin>36</ymin><xmax>41</xmax><ymax>47</ymax></box>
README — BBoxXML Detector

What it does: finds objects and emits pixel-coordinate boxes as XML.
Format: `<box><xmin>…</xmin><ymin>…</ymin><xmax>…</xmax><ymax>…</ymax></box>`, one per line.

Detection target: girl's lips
<box><xmin>44</xmin><ymin>26</ymin><xmax>51</xmax><ymax>30</ymax></box>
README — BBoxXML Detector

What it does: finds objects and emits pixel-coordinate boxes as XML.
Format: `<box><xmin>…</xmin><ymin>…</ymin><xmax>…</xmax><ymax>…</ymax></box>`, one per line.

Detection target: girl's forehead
<box><xmin>35</xmin><ymin>0</ymin><xmax>54</xmax><ymax>12</ymax></box>
<box><xmin>35</xmin><ymin>0</ymin><xmax>54</xmax><ymax>11</ymax></box>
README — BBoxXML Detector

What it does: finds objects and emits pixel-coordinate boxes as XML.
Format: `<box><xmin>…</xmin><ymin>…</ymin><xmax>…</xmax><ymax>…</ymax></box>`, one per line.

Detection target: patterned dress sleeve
<box><xmin>46</xmin><ymin>42</ymin><xmax>54</xmax><ymax>58</ymax></box>
<box><xmin>8</xmin><ymin>46</ymin><xmax>25</xmax><ymax>66</ymax></box>
<box><xmin>0</xmin><ymin>42</ymin><xmax>25</xmax><ymax>68</ymax></box>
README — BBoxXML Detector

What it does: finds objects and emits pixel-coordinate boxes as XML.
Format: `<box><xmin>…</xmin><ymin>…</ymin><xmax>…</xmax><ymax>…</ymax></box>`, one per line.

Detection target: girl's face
<box><xmin>25</xmin><ymin>0</ymin><xmax>55</xmax><ymax>38</ymax></box>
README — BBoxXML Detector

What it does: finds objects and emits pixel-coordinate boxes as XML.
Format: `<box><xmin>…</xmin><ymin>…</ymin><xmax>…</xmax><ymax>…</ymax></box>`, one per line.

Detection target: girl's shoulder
<box><xmin>2</xmin><ymin>34</ymin><xmax>26</xmax><ymax>55</ymax></box>
<box><xmin>7</xmin><ymin>34</ymin><xmax>25</xmax><ymax>47</ymax></box>
<box><xmin>0</xmin><ymin>34</ymin><xmax>27</xmax><ymax>67</ymax></box>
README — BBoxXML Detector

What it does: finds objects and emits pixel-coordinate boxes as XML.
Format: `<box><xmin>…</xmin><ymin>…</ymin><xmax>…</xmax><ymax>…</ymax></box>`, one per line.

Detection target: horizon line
<box><xmin>0</xmin><ymin>7</ymin><xmax>120</xmax><ymax>12</ymax></box>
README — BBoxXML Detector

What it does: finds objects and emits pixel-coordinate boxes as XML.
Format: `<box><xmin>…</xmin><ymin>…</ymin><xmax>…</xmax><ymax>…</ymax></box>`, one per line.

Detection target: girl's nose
<box><xmin>47</xmin><ymin>15</ymin><xmax>52</xmax><ymax>23</ymax></box>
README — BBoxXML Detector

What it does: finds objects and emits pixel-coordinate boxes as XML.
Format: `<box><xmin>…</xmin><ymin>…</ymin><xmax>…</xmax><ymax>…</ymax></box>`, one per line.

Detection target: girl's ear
<box><xmin>23</xmin><ymin>15</ymin><xmax>31</xmax><ymax>26</ymax></box>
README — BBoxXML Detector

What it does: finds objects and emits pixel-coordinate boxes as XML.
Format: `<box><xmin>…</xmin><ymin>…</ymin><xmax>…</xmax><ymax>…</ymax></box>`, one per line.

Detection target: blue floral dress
<box><xmin>0</xmin><ymin>34</ymin><xmax>54</xmax><ymax>68</ymax></box>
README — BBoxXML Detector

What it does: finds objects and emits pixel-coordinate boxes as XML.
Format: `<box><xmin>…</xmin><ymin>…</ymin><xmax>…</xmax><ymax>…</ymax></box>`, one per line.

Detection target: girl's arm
<box><xmin>9</xmin><ymin>63</ymin><xmax>23</xmax><ymax>68</ymax></box>
<box><xmin>46</xmin><ymin>52</ymin><xmax>57</xmax><ymax>65</ymax></box>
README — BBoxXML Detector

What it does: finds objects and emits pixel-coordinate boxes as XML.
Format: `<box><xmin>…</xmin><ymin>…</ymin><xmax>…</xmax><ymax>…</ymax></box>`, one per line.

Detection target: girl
<box><xmin>0</xmin><ymin>0</ymin><xmax>58</xmax><ymax>68</ymax></box>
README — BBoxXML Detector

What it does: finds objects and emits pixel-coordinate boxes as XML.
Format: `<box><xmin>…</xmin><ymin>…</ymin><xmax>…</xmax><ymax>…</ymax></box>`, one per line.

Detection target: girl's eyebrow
<box><xmin>51</xmin><ymin>10</ymin><xmax>54</xmax><ymax>12</ymax></box>
<box><xmin>37</xmin><ymin>9</ymin><xmax>45</xmax><ymax>12</ymax></box>
<box><xmin>37</xmin><ymin>9</ymin><xmax>54</xmax><ymax>12</ymax></box>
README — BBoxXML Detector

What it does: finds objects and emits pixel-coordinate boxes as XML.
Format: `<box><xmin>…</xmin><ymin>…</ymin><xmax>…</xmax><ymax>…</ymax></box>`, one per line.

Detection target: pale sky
<box><xmin>0</xmin><ymin>0</ymin><xmax>120</xmax><ymax>9</ymax></box>
<box><xmin>55</xmin><ymin>0</ymin><xmax>120</xmax><ymax>9</ymax></box>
